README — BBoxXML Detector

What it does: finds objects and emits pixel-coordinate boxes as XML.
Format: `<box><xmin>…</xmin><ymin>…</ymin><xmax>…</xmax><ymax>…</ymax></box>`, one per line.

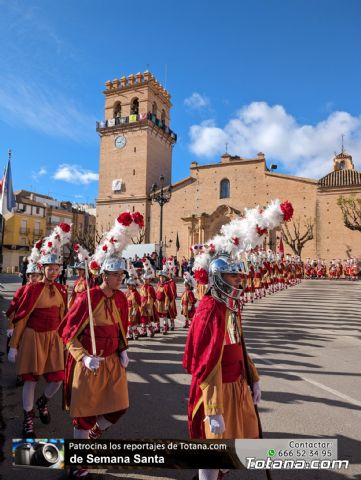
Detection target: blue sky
<box><xmin>1</xmin><ymin>0</ymin><xmax>361</xmax><ymax>204</ymax></box>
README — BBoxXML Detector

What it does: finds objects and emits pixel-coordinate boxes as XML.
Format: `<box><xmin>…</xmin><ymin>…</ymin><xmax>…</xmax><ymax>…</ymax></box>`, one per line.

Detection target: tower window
<box><xmin>131</xmin><ymin>98</ymin><xmax>139</xmax><ymax>115</ymax></box>
<box><xmin>113</xmin><ymin>102</ymin><xmax>122</xmax><ymax>118</ymax></box>
<box><xmin>339</xmin><ymin>160</ymin><xmax>345</xmax><ymax>170</ymax></box>
<box><xmin>134</xmin><ymin>147</ymin><xmax>136</xmax><ymax>153</ymax></box>
<box><xmin>133</xmin><ymin>169</ymin><xmax>135</xmax><ymax>175</ymax></box>
<box><xmin>152</xmin><ymin>102</ymin><xmax>158</xmax><ymax>116</ymax></box>
<box><xmin>161</xmin><ymin>109</ymin><xmax>166</xmax><ymax>125</ymax></box>
<box><xmin>220</xmin><ymin>178</ymin><xmax>230</xmax><ymax>199</ymax></box>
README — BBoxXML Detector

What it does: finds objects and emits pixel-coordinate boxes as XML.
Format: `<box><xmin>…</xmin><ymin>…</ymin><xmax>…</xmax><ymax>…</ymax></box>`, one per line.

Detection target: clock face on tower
<box><xmin>115</xmin><ymin>135</ymin><xmax>126</xmax><ymax>149</ymax></box>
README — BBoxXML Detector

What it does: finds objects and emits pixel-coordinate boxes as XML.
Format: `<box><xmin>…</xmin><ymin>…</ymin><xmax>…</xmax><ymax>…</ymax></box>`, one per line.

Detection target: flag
<box><xmin>176</xmin><ymin>232</ymin><xmax>180</xmax><ymax>252</ymax></box>
<box><xmin>0</xmin><ymin>159</ymin><xmax>16</xmax><ymax>218</ymax></box>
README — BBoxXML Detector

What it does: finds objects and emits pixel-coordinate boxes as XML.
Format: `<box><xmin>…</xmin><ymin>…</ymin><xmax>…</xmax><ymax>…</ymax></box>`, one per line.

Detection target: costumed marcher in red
<box><xmin>351</xmin><ymin>257</ymin><xmax>359</xmax><ymax>281</ymax></box>
<box><xmin>59</xmin><ymin>211</ymin><xmax>143</xmax><ymax>480</ymax></box>
<box><xmin>6</xmin><ymin>254</ymin><xmax>43</xmax><ymax>387</ymax></box>
<box><xmin>139</xmin><ymin>258</ymin><xmax>157</xmax><ymax>337</ymax></box>
<box><xmin>7</xmin><ymin>223</ymin><xmax>71</xmax><ymax>437</ymax></box>
<box><xmin>192</xmin><ymin>244</ymin><xmax>208</xmax><ymax>301</ymax></box>
<box><xmin>155</xmin><ymin>269</ymin><xmax>175</xmax><ymax>335</ymax></box>
<box><xmin>126</xmin><ymin>278</ymin><xmax>142</xmax><ymax>340</ymax></box>
<box><xmin>68</xmin><ymin>245</ymin><xmax>91</xmax><ymax>309</ymax></box>
<box><xmin>167</xmin><ymin>257</ymin><xmax>178</xmax><ymax>331</ymax></box>
<box><xmin>181</xmin><ymin>272</ymin><xmax>197</xmax><ymax>328</ymax></box>
<box><xmin>184</xmin><ymin>198</ymin><xmax>293</xmax><ymax>480</ymax></box>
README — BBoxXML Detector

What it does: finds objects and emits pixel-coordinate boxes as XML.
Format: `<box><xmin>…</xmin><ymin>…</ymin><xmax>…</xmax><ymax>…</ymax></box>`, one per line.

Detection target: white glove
<box><xmin>8</xmin><ymin>347</ymin><xmax>17</xmax><ymax>363</ymax></box>
<box><xmin>252</xmin><ymin>381</ymin><xmax>261</xmax><ymax>404</ymax></box>
<box><xmin>82</xmin><ymin>355</ymin><xmax>104</xmax><ymax>371</ymax></box>
<box><xmin>120</xmin><ymin>350</ymin><xmax>129</xmax><ymax>368</ymax></box>
<box><xmin>7</xmin><ymin>329</ymin><xmax>14</xmax><ymax>338</ymax></box>
<box><xmin>207</xmin><ymin>414</ymin><xmax>225</xmax><ymax>435</ymax></box>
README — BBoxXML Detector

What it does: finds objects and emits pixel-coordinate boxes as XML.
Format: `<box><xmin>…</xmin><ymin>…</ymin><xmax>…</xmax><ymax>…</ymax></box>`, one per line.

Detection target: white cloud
<box><xmin>188</xmin><ymin>102</ymin><xmax>361</xmax><ymax>179</ymax></box>
<box><xmin>53</xmin><ymin>164</ymin><xmax>99</xmax><ymax>185</ymax></box>
<box><xmin>184</xmin><ymin>92</ymin><xmax>210</xmax><ymax>110</ymax></box>
<box><xmin>0</xmin><ymin>75</ymin><xmax>96</xmax><ymax>143</ymax></box>
<box><xmin>31</xmin><ymin>167</ymin><xmax>47</xmax><ymax>181</ymax></box>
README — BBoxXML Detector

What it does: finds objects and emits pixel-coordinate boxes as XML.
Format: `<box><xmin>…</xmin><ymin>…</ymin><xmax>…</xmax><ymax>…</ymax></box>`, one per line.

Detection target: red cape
<box><xmin>13</xmin><ymin>282</ymin><xmax>67</xmax><ymax>324</ymax></box>
<box><xmin>6</xmin><ymin>285</ymin><xmax>26</xmax><ymax>318</ymax></box>
<box><xmin>182</xmin><ymin>295</ymin><xmax>226</xmax><ymax>438</ymax></box>
<box><xmin>58</xmin><ymin>286</ymin><xmax>128</xmax><ymax>411</ymax></box>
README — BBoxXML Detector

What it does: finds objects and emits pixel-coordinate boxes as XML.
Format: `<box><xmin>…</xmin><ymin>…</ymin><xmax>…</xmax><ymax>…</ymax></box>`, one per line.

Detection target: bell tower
<box><xmin>96</xmin><ymin>71</ymin><xmax>177</xmax><ymax>241</ymax></box>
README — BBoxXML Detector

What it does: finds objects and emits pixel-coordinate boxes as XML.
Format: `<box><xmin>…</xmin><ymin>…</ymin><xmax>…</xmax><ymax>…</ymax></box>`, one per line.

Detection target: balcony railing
<box><xmin>96</xmin><ymin>113</ymin><xmax>177</xmax><ymax>142</ymax></box>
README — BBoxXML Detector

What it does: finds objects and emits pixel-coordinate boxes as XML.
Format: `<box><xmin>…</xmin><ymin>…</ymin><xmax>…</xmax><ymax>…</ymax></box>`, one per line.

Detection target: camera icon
<box><xmin>15</xmin><ymin>441</ymin><xmax>60</xmax><ymax>467</ymax></box>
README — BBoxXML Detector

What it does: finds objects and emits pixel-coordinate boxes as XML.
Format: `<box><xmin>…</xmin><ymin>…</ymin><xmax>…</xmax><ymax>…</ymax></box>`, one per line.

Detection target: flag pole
<box><xmin>84</xmin><ymin>260</ymin><xmax>97</xmax><ymax>356</ymax></box>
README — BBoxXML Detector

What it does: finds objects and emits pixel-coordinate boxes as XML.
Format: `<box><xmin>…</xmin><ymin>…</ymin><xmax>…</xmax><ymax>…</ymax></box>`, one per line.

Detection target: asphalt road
<box><xmin>0</xmin><ymin>276</ymin><xmax>360</xmax><ymax>479</ymax></box>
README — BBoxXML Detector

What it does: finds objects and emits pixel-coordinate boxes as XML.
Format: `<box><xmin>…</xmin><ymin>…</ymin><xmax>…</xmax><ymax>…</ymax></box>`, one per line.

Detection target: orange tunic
<box><xmin>66</xmin><ymin>296</ymin><xmax>129</xmax><ymax>417</ymax></box>
<box><xmin>68</xmin><ymin>277</ymin><xmax>87</xmax><ymax>309</ymax></box>
<box><xmin>11</xmin><ymin>283</ymin><xmax>65</xmax><ymax>376</ymax></box>
<box><xmin>202</xmin><ymin>310</ymin><xmax>259</xmax><ymax>440</ymax></box>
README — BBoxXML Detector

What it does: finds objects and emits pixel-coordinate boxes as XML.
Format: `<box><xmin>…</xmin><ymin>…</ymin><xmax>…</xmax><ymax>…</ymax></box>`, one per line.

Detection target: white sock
<box><xmin>199</xmin><ymin>469</ymin><xmax>219</xmax><ymax>480</ymax></box>
<box><xmin>73</xmin><ymin>427</ymin><xmax>89</xmax><ymax>439</ymax></box>
<box><xmin>44</xmin><ymin>381</ymin><xmax>62</xmax><ymax>399</ymax></box>
<box><xmin>22</xmin><ymin>381</ymin><xmax>37</xmax><ymax>411</ymax></box>
<box><xmin>96</xmin><ymin>415</ymin><xmax>113</xmax><ymax>431</ymax></box>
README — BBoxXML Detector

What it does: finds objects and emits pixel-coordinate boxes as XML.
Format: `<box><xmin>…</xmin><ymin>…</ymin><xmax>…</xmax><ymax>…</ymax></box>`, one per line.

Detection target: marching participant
<box><xmin>192</xmin><ymin>245</ymin><xmax>208</xmax><ymax>301</ymax></box>
<box><xmin>155</xmin><ymin>268</ymin><xmax>175</xmax><ymax>334</ymax></box>
<box><xmin>167</xmin><ymin>257</ymin><xmax>178</xmax><ymax>331</ymax></box>
<box><xmin>125</xmin><ymin>278</ymin><xmax>142</xmax><ymax>340</ymax></box>
<box><xmin>59</xmin><ymin>211</ymin><xmax>143</xmax><ymax>479</ymax></box>
<box><xmin>7</xmin><ymin>223</ymin><xmax>71</xmax><ymax>437</ymax></box>
<box><xmin>181</xmin><ymin>273</ymin><xmax>197</xmax><ymax>328</ymax></box>
<box><xmin>68</xmin><ymin>245</ymin><xmax>91</xmax><ymax>309</ymax></box>
<box><xmin>184</xmin><ymin>199</ymin><xmax>293</xmax><ymax>480</ymax></box>
<box><xmin>6</xmin><ymin>244</ymin><xmax>43</xmax><ymax>387</ymax></box>
<box><xmin>351</xmin><ymin>258</ymin><xmax>359</xmax><ymax>281</ymax></box>
<box><xmin>139</xmin><ymin>258</ymin><xmax>157</xmax><ymax>337</ymax></box>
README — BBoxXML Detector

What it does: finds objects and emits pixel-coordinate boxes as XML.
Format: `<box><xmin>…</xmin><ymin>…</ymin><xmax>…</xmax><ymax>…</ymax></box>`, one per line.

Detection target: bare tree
<box><xmin>281</xmin><ymin>217</ymin><xmax>314</xmax><ymax>257</ymax></box>
<box><xmin>131</xmin><ymin>228</ymin><xmax>145</xmax><ymax>244</ymax></box>
<box><xmin>337</xmin><ymin>195</ymin><xmax>361</xmax><ymax>231</ymax></box>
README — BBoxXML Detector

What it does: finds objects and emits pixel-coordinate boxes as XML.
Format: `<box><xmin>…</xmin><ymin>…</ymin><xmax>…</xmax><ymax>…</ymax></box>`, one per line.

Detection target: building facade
<box><xmin>2</xmin><ymin>191</ymin><xmax>96</xmax><ymax>272</ymax></box>
<box><xmin>96</xmin><ymin>72</ymin><xmax>361</xmax><ymax>262</ymax></box>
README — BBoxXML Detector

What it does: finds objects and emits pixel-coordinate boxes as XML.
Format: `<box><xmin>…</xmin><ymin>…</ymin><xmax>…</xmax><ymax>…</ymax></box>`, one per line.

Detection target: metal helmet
<box><xmin>157</xmin><ymin>269</ymin><xmax>169</xmax><ymax>279</ymax></box>
<box><xmin>208</xmin><ymin>253</ymin><xmax>243</xmax><ymax>302</ymax></box>
<box><xmin>143</xmin><ymin>272</ymin><xmax>154</xmax><ymax>280</ymax></box>
<box><xmin>100</xmin><ymin>256</ymin><xmax>126</xmax><ymax>273</ymax></box>
<box><xmin>40</xmin><ymin>253</ymin><xmax>62</xmax><ymax>265</ymax></box>
<box><xmin>126</xmin><ymin>277</ymin><xmax>137</xmax><ymax>286</ymax></box>
<box><xmin>26</xmin><ymin>263</ymin><xmax>41</xmax><ymax>275</ymax></box>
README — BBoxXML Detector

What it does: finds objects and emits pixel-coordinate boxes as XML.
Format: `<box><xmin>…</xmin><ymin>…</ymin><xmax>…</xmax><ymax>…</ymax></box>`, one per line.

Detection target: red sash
<box><xmin>221</xmin><ymin>344</ymin><xmax>244</xmax><ymax>383</ymax></box>
<box><xmin>27</xmin><ymin>306</ymin><xmax>60</xmax><ymax>332</ymax></box>
<box><xmin>81</xmin><ymin>324</ymin><xmax>119</xmax><ymax>357</ymax></box>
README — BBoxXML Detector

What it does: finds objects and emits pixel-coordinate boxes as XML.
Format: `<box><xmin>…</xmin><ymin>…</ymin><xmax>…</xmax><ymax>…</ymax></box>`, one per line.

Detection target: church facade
<box><xmin>96</xmin><ymin>72</ymin><xmax>361</xmax><ymax>261</ymax></box>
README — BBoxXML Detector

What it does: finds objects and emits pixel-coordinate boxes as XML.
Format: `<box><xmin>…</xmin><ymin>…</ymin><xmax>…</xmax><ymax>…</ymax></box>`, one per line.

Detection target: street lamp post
<box><xmin>149</xmin><ymin>175</ymin><xmax>172</xmax><ymax>270</ymax></box>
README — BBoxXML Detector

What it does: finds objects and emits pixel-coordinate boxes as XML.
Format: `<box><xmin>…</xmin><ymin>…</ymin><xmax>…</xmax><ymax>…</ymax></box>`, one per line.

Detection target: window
<box><xmin>34</xmin><ymin>221</ymin><xmax>40</xmax><ymax>234</ymax></box>
<box><xmin>152</xmin><ymin>102</ymin><xmax>158</xmax><ymax>116</ymax></box>
<box><xmin>220</xmin><ymin>179</ymin><xmax>230</xmax><ymax>199</ymax></box>
<box><xmin>339</xmin><ymin>160</ymin><xmax>345</xmax><ymax>170</ymax></box>
<box><xmin>20</xmin><ymin>219</ymin><xmax>27</xmax><ymax>234</ymax></box>
<box><xmin>113</xmin><ymin>101</ymin><xmax>122</xmax><ymax>118</ymax></box>
<box><xmin>36</xmin><ymin>207</ymin><xmax>40</xmax><ymax>214</ymax></box>
<box><xmin>130</xmin><ymin>98</ymin><xmax>139</xmax><ymax>115</ymax></box>
<box><xmin>161</xmin><ymin>109</ymin><xmax>166</xmax><ymax>124</ymax></box>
